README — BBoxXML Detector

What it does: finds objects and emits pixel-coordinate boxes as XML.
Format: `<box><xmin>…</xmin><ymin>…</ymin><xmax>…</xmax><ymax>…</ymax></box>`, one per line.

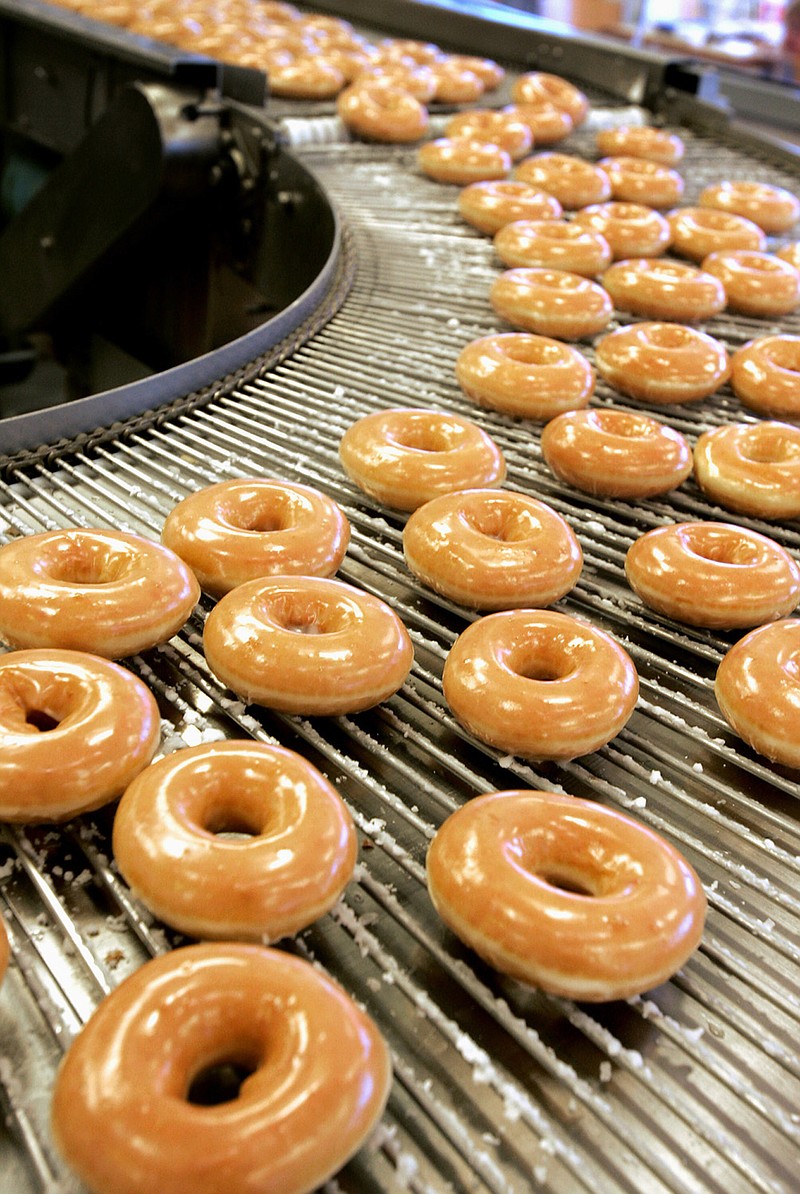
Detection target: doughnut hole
<box><xmin>510</xmin><ymin>823</ymin><xmax>642</xmax><ymax>898</ymax></box>
<box><xmin>187</xmin><ymin>1058</ymin><xmax>260</xmax><ymax>1106</ymax></box>
<box><xmin>761</xmin><ymin>337</ymin><xmax>800</xmax><ymax>374</ymax></box>
<box><xmin>510</xmin><ymin>637</ymin><xmax>576</xmax><ymax>683</ymax></box>
<box><xmin>262</xmin><ymin>591</ymin><xmax>355</xmax><ymax>635</ymax></box>
<box><xmin>388</xmin><ymin>420</ymin><xmax>459</xmax><ymax>453</ymax></box>
<box><xmin>739</xmin><ymin>424</ymin><xmax>800</xmax><ymax>464</ymax></box>
<box><xmin>686</xmin><ymin>526</ymin><xmax>762</xmax><ymax>567</ymax></box>
<box><xmin>40</xmin><ymin>542</ymin><xmax>132</xmax><ymax>585</ymax></box>
<box><xmin>463</xmin><ymin>502</ymin><xmax>544</xmax><ymax>543</ymax></box>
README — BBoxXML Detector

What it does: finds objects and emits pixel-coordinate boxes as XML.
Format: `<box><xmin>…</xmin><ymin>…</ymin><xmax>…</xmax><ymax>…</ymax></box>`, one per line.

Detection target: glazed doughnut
<box><xmin>267</xmin><ymin>53</ymin><xmax>345</xmax><ymax>99</ymax></box>
<box><xmin>716</xmin><ymin>619</ymin><xmax>800</xmax><ymax>768</ymax></box>
<box><xmin>541</xmin><ymin>408</ymin><xmax>692</xmax><ymax>498</ymax></box>
<box><xmin>442</xmin><ymin>608</ymin><xmax>638</xmax><ymax>759</ymax></box>
<box><xmin>161</xmin><ymin>479</ymin><xmax>349</xmax><ymax>597</ymax></box>
<box><xmin>494</xmin><ymin>219</ymin><xmax>611</xmax><ymax>276</ymax></box>
<box><xmin>667</xmin><ymin>207</ymin><xmax>766</xmax><ymax>262</ymax></box>
<box><xmin>512</xmin><ymin>72</ymin><xmax>589</xmax><ymax>125</ymax></box>
<box><xmin>625</xmin><ymin>522</ymin><xmax>800</xmax><ymax>628</ymax></box>
<box><xmin>446</xmin><ymin>54</ymin><xmax>505</xmax><ymax>90</ymax></box>
<box><xmin>693</xmin><ymin>421</ymin><xmax>800</xmax><ymax>520</ymax></box>
<box><xmin>730</xmin><ymin>335</ymin><xmax>800</xmax><ymax>416</ymax></box>
<box><xmin>427</xmin><ymin>789</ymin><xmax>705</xmax><ymax>1001</ymax></box>
<box><xmin>113</xmin><ymin>741</ymin><xmax>356</xmax><ymax>940</ymax></box>
<box><xmin>430</xmin><ymin>60</ymin><xmax>484</xmax><ymax>103</ymax></box>
<box><xmin>52</xmin><ymin>943</ymin><xmax>391</xmax><ymax>1194</ymax></box>
<box><xmin>573</xmin><ymin>202</ymin><xmax>671</xmax><ymax>260</ymax></box>
<box><xmin>0</xmin><ymin>648</ymin><xmax>160</xmax><ymax>822</ymax></box>
<box><xmin>455</xmin><ymin>332</ymin><xmax>594</xmax><ymax>419</ymax></box>
<box><xmin>502</xmin><ymin>102</ymin><xmax>574</xmax><ymax>145</ymax></box>
<box><xmin>337</xmin><ymin>79</ymin><xmax>428</xmax><ymax>142</ymax></box>
<box><xmin>595</xmin><ymin>322</ymin><xmax>730</xmax><ymax>404</ymax></box>
<box><xmin>403</xmin><ymin>489</ymin><xmax>582</xmax><ymax>610</ymax></box>
<box><xmin>457</xmin><ymin>180</ymin><xmax>563</xmax><ymax>235</ymax></box>
<box><xmin>203</xmin><ymin>575</ymin><xmax>413</xmax><ymax>713</ymax></box>
<box><xmin>379</xmin><ymin>37</ymin><xmax>442</xmax><ymax>65</ymax></box>
<box><xmin>598</xmin><ymin>156</ymin><xmax>684</xmax><ymax>208</ymax></box>
<box><xmin>601</xmin><ymin>258</ymin><xmax>726</xmax><ymax>322</ymax></box>
<box><xmin>0</xmin><ymin>528</ymin><xmax>200</xmax><ymax>658</ymax></box>
<box><xmin>699</xmin><ymin>180</ymin><xmax>800</xmax><ymax>234</ymax></box>
<box><xmin>701</xmin><ymin>250</ymin><xmax>800</xmax><ymax>317</ymax></box>
<box><xmin>514</xmin><ymin>153</ymin><xmax>611</xmax><ymax>211</ymax></box>
<box><xmin>339</xmin><ymin>406</ymin><xmax>506</xmax><ymax>510</ymax></box>
<box><xmin>418</xmin><ymin>138</ymin><xmax>511</xmax><ymax>185</ymax></box>
<box><xmin>490</xmin><ymin>267</ymin><xmax>613</xmax><ymax>339</ymax></box>
<box><xmin>777</xmin><ymin>241</ymin><xmax>800</xmax><ymax>270</ymax></box>
<box><xmin>445</xmin><ymin>110</ymin><xmax>532</xmax><ymax>161</ymax></box>
<box><xmin>595</xmin><ymin>126</ymin><xmax>684</xmax><ymax>165</ymax></box>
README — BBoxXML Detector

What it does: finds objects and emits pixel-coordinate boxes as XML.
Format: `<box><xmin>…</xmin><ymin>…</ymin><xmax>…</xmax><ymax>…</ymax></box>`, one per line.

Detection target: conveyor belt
<box><xmin>2</xmin><ymin>114</ymin><xmax>800</xmax><ymax>1193</ymax></box>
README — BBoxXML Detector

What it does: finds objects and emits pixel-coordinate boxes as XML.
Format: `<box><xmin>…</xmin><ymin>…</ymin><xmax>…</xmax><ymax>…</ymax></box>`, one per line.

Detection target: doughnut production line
<box><xmin>2</xmin><ymin>0</ymin><xmax>800</xmax><ymax>1190</ymax></box>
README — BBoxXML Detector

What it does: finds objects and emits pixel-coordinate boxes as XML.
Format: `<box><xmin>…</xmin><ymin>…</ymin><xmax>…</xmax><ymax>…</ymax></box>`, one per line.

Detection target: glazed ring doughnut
<box><xmin>777</xmin><ymin>241</ymin><xmax>800</xmax><ymax>270</ymax></box>
<box><xmin>502</xmin><ymin>102</ymin><xmax>574</xmax><ymax>145</ymax></box>
<box><xmin>716</xmin><ymin>619</ymin><xmax>800</xmax><ymax>768</ymax></box>
<box><xmin>494</xmin><ymin>219</ymin><xmax>612</xmax><ymax>276</ymax></box>
<box><xmin>113</xmin><ymin>740</ymin><xmax>357</xmax><ymax>941</ymax></box>
<box><xmin>595</xmin><ymin>322</ymin><xmax>730</xmax><ymax>404</ymax></box>
<box><xmin>693</xmin><ymin>421</ymin><xmax>800</xmax><ymax>520</ymax></box>
<box><xmin>0</xmin><ymin>648</ymin><xmax>160</xmax><ymax>823</ymax></box>
<box><xmin>598</xmin><ymin>156</ymin><xmax>684</xmax><ymax>208</ymax></box>
<box><xmin>430</xmin><ymin>60</ymin><xmax>484</xmax><ymax>103</ymax></box>
<box><xmin>427</xmin><ymin>789</ymin><xmax>705</xmax><ymax>1001</ymax></box>
<box><xmin>379</xmin><ymin>37</ymin><xmax>442</xmax><ymax>65</ymax></box>
<box><xmin>457</xmin><ymin>180</ymin><xmax>563</xmax><ymax>235</ymax></box>
<box><xmin>601</xmin><ymin>258</ymin><xmax>726</xmax><ymax>322</ymax></box>
<box><xmin>701</xmin><ymin>250</ymin><xmax>800</xmax><ymax>317</ymax></box>
<box><xmin>337</xmin><ymin>79</ymin><xmax>429</xmax><ymax>142</ymax></box>
<box><xmin>161</xmin><ymin>479</ymin><xmax>350</xmax><ymax>597</ymax></box>
<box><xmin>511</xmin><ymin>72</ymin><xmax>589</xmax><ymax>125</ymax></box>
<box><xmin>595</xmin><ymin>125</ymin><xmax>684</xmax><ymax>165</ymax></box>
<box><xmin>446</xmin><ymin>54</ymin><xmax>505</xmax><ymax>91</ymax></box>
<box><xmin>572</xmin><ymin>202</ymin><xmax>671</xmax><ymax>260</ymax></box>
<box><xmin>52</xmin><ymin>943</ymin><xmax>391</xmax><ymax>1194</ymax></box>
<box><xmin>699</xmin><ymin>180</ymin><xmax>800</xmax><ymax>234</ymax></box>
<box><xmin>541</xmin><ymin>409</ymin><xmax>692</xmax><ymax>498</ymax></box>
<box><xmin>403</xmin><ymin>489</ymin><xmax>582</xmax><ymax>610</ymax></box>
<box><xmin>455</xmin><ymin>332</ymin><xmax>594</xmax><ymax>419</ymax></box>
<box><xmin>445</xmin><ymin>110</ymin><xmax>532</xmax><ymax>161</ymax></box>
<box><xmin>339</xmin><ymin>406</ymin><xmax>506</xmax><ymax>510</ymax></box>
<box><xmin>667</xmin><ymin>207</ymin><xmax>766</xmax><ymax>262</ymax></box>
<box><xmin>730</xmin><ymin>335</ymin><xmax>800</xmax><ymax>416</ymax></box>
<box><xmin>267</xmin><ymin>53</ymin><xmax>345</xmax><ymax>99</ymax></box>
<box><xmin>442</xmin><ymin>608</ymin><xmax>638</xmax><ymax>760</ymax></box>
<box><xmin>490</xmin><ymin>267</ymin><xmax>613</xmax><ymax>340</ymax></box>
<box><xmin>0</xmin><ymin>528</ymin><xmax>200</xmax><ymax>658</ymax></box>
<box><xmin>514</xmin><ymin>153</ymin><xmax>611</xmax><ymax>211</ymax></box>
<box><xmin>203</xmin><ymin>575</ymin><xmax>413</xmax><ymax>714</ymax></box>
<box><xmin>418</xmin><ymin>138</ymin><xmax>511</xmax><ymax>185</ymax></box>
<box><xmin>625</xmin><ymin>522</ymin><xmax>800</xmax><ymax>629</ymax></box>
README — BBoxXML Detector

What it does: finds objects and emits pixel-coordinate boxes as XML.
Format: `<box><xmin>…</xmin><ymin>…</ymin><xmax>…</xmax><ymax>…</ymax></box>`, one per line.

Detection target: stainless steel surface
<box><xmin>2</xmin><ymin>114</ymin><xmax>800</xmax><ymax>1194</ymax></box>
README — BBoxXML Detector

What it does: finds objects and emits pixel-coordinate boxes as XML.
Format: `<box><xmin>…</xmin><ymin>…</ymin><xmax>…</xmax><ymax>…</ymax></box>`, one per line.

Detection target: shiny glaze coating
<box><xmin>625</xmin><ymin>522</ymin><xmax>800</xmax><ymax>628</ymax></box>
<box><xmin>501</xmin><ymin>102</ymin><xmax>573</xmax><ymax>145</ymax></box>
<box><xmin>541</xmin><ymin>408</ymin><xmax>692</xmax><ymax>498</ymax></box>
<box><xmin>701</xmin><ymin>250</ymin><xmax>800</xmax><ymax>317</ymax></box>
<box><xmin>716</xmin><ymin>619</ymin><xmax>800</xmax><ymax>768</ymax></box>
<box><xmin>730</xmin><ymin>334</ymin><xmax>800</xmax><ymax>416</ymax></box>
<box><xmin>777</xmin><ymin>240</ymin><xmax>800</xmax><ymax>270</ymax></box>
<box><xmin>446</xmin><ymin>54</ymin><xmax>505</xmax><ymax>90</ymax></box>
<box><xmin>0</xmin><ymin>649</ymin><xmax>160</xmax><ymax>822</ymax></box>
<box><xmin>490</xmin><ymin>267</ymin><xmax>613</xmax><ymax>340</ymax></box>
<box><xmin>455</xmin><ymin>332</ymin><xmax>594</xmax><ymax>419</ymax></box>
<box><xmin>699</xmin><ymin>180</ymin><xmax>800</xmax><ymax>234</ymax></box>
<box><xmin>267</xmin><ymin>52</ymin><xmax>345</xmax><ymax>98</ymax></box>
<box><xmin>601</xmin><ymin>258</ymin><xmax>726</xmax><ymax>322</ymax></box>
<box><xmin>51</xmin><ymin>943</ymin><xmax>392</xmax><ymax>1194</ymax></box>
<box><xmin>430</xmin><ymin>60</ymin><xmax>484</xmax><ymax>104</ymax></box>
<box><xmin>595</xmin><ymin>125</ymin><xmax>684</xmax><ymax>165</ymax></box>
<box><xmin>204</xmin><ymin>575</ymin><xmax>413</xmax><ymax>713</ymax></box>
<box><xmin>337</xmin><ymin>79</ymin><xmax>428</xmax><ymax>142</ymax></box>
<box><xmin>573</xmin><ymin>202</ymin><xmax>671</xmax><ymax>260</ymax></box>
<box><xmin>443</xmin><ymin>609</ymin><xmax>638</xmax><ymax>760</ymax></box>
<box><xmin>113</xmin><ymin>741</ymin><xmax>357</xmax><ymax>940</ymax></box>
<box><xmin>514</xmin><ymin>152</ymin><xmax>610</xmax><ymax>210</ymax></box>
<box><xmin>403</xmin><ymin>488</ymin><xmax>582</xmax><ymax>610</ymax></box>
<box><xmin>594</xmin><ymin>321</ymin><xmax>730</xmax><ymax>404</ymax></box>
<box><xmin>693</xmin><ymin>421</ymin><xmax>800</xmax><ymax>520</ymax></box>
<box><xmin>339</xmin><ymin>407</ymin><xmax>506</xmax><ymax>510</ymax></box>
<box><xmin>418</xmin><ymin>137</ymin><xmax>511</xmax><ymax>185</ymax></box>
<box><xmin>597</xmin><ymin>156</ymin><xmax>683</xmax><ymax>208</ymax></box>
<box><xmin>427</xmin><ymin>789</ymin><xmax>706</xmax><ymax>1000</ymax></box>
<box><xmin>445</xmin><ymin>109</ymin><xmax>532</xmax><ymax>160</ymax></box>
<box><xmin>511</xmin><ymin>72</ymin><xmax>589</xmax><ymax>124</ymax></box>
<box><xmin>494</xmin><ymin>218</ymin><xmax>611</xmax><ymax>276</ymax></box>
<box><xmin>161</xmin><ymin>478</ymin><xmax>350</xmax><ymax>597</ymax></box>
<box><xmin>457</xmin><ymin>180</ymin><xmax>563</xmax><ymax>235</ymax></box>
<box><xmin>0</xmin><ymin>528</ymin><xmax>200</xmax><ymax>658</ymax></box>
<box><xmin>667</xmin><ymin>206</ymin><xmax>766</xmax><ymax>262</ymax></box>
